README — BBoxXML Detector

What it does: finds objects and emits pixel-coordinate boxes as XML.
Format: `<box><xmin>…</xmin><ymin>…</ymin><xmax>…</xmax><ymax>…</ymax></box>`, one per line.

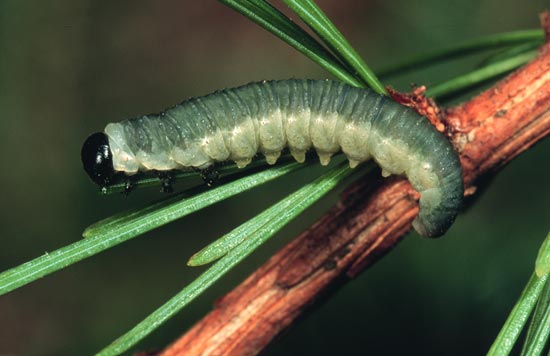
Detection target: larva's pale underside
<box><xmin>82</xmin><ymin>79</ymin><xmax>463</xmax><ymax>237</ymax></box>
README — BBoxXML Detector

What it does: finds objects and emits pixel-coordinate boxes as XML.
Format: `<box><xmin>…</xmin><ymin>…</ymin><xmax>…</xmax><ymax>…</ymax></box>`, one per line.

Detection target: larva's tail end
<box><xmin>411</xmin><ymin>175</ymin><xmax>463</xmax><ymax>238</ymax></box>
<box><xmin>412</xmin><ymin>218</ymin><xmax>444</xmax><ymax>238</ymax></box>
<box><xmin>412</xmin><ymin>218</ymin><xmax>429</xmax><ymax>237</ymax></box>
<box><xmin>412</xmin><ymin>198</ymin><xmax>461</xmax><ymax>238</ymax></box>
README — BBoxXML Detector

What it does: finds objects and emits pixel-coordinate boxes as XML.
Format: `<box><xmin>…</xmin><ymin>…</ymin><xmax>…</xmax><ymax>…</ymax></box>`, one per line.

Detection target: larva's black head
<box><xmin>81</xmin><ymin>132</ymin><xmax>116</xmax><ymax>187</ymax></box>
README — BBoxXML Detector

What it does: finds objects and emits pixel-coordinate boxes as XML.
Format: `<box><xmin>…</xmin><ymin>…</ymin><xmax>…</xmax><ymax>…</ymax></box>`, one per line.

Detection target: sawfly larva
<box><xmin>82</xmin><ymin>79</ymin><xmax>463</xmax><ymax>237</ymax></box>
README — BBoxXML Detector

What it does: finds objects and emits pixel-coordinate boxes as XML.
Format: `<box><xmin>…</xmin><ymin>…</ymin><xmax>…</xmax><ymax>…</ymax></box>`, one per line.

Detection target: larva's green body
<box><xmin>103</xmin><ymin>79</ymin><xmax>463</xmax><ymax>237</ymax></box>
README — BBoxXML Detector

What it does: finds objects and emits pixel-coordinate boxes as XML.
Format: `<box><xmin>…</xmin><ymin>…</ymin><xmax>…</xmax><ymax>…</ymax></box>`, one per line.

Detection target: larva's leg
<box><xmin>155</xmin><ymin>171</ymin><xmax>175</xmax><ymax>193</ymax></box>
<box><xmin>198</xmin><ymin>166</ymin><xmax>220</xmax><ymax>187</ymax></box>
<box><xmin>123</xmin><ymin>177</ymin><xmax>136</xmax><ymax>196</ymax></box>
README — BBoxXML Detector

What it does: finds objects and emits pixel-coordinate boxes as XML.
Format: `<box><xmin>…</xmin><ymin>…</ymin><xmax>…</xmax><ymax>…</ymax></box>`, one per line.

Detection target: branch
<box><xmin>158</xmin><ymin>43</ymin><xmax>550</xmax><ymax>356</ymax></box>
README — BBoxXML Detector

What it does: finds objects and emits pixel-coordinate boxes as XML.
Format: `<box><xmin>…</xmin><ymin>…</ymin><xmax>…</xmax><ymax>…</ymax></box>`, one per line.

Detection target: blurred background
<box><xmin>0</xmin><ymin>0</ymin><xmax>549</xmax><ymax>355</ymax></box>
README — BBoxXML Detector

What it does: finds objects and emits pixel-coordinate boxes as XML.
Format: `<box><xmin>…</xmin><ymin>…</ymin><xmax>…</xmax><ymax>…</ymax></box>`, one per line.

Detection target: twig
<box><xmin>158</xmin><ymin>43</ymin><xmax>550</xmax><ymax>356</ymax></box>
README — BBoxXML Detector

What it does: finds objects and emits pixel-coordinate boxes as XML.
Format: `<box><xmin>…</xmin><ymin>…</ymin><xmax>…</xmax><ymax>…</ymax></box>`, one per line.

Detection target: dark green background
<box><xmin>0</xmin><ymin>1</ymin><xmax>548</xmax><ymax>355</ymax></box>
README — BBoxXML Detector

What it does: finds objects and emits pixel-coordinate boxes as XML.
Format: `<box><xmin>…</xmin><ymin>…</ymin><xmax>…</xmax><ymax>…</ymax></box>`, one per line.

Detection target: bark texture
<box><xmin>159</xmin><ymin>43</ymin><xmax>550</xmax><ymax>356</ymax></box>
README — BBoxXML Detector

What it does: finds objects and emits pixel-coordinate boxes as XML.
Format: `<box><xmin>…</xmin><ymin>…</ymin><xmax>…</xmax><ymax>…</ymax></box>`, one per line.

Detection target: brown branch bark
<box><xmin>159</xmin><ymin>43</ymin><xmax>550</xmax><ymax>356</ymax></box>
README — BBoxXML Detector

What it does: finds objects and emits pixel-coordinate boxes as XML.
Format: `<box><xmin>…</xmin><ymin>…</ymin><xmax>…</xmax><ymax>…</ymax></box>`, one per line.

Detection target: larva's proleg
<box><xmin>81</xmin><ymin>79</ymin><xmax>464</xmax><ymax>237</ymax></box>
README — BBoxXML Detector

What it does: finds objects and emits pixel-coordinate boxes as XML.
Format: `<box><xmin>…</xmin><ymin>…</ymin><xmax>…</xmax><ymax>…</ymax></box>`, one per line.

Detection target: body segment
<box><xmin>83</xmin><ymin>79</ymin><xmax>463</xmax><ymax>237</ymax></box>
